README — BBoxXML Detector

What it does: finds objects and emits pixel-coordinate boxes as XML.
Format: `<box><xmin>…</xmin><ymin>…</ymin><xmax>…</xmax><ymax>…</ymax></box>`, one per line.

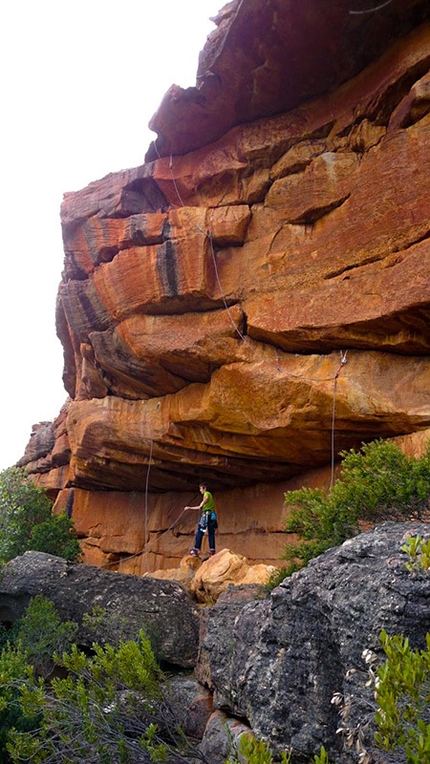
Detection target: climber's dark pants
<box><xmin>194</xmin><ymin>521</ymin><xmax>216</xmax><ymax>552</ymax></box>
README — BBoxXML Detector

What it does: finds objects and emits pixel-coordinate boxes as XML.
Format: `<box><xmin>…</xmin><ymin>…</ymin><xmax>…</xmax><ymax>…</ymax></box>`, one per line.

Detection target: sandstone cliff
<box><xmin>20</xmin><ymin>0</ymin><xmax>430</xmax><ymax>571</ymax></box>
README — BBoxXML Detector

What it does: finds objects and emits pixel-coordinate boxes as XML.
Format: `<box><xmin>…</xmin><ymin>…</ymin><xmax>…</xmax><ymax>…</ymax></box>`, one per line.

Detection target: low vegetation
<box><xmin>0</xmin><ymin>443</ymin><xmax>429</xmax><ymax>762</ymax></box>
<box><xmin>332</xmin><ymin>625</ymin><xmax>430</xmax><ymax>764</ymax></box>
<box><xmin>0</xmin><ymin>467</ymin><xmax>81</xmax><ymax>565</ymax></box>
<box><xmin>0</xmin><ymin>597</ymin><xmax>199</xmax><ymax>763</ymax></box>
<box><xmin>282</xmin><ymin>439</ymin><xmax>430</xmax><ymax>572</ymax></box>
<box><xmin>375</xmin><ymin>630</ymin><xmax>430</xmax><ymax>763</ymax></box>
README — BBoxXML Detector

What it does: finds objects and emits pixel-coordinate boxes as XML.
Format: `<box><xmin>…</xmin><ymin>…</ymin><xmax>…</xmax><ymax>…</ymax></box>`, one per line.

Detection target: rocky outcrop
<box><xmin>151</xmin><ymin>548</ymin><xmax>275</xmax><ymax>604</ymax></box>
<box><xmin>19</xmin><ymin>403</ymin><xmax>71</xmax><ymax>498</ymax></box>
<box><xmin>196</xmin><ymin>522</ymin><xmax>430</xmax><ymax>762</ymax></box>
<box><xmin>20</xmin><ymin>0</ymin><xmax>430</xmax><ymax>570</ymax></box>
<box><xmin>0</xmin><ymin>551</ymin><xmax>199</xmax><ymax>668</ymax></box>
<box><xmin>147</xmin><ymin>0</ymin><xmax>430</xmax><ymax>159</ymax></box>
<box><xmin>1</xmin><ymin>524</ymin><xmax>429</xmax><ymax>762</ymax></box>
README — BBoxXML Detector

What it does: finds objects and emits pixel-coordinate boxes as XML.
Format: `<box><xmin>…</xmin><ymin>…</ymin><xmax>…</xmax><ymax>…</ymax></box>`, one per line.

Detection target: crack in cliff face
<box><xmin>369</xmin><ymin>56</ymin><xmax>430</xmax><ymax>126</ymax></box>
<box><xmin>287</xmin><ymin>193</ymin><xmax>351</xmax><ymax>225</ymax></box>
<box><xmin>324</xmin><ymin>227</ymin><xmax>430</xmax><ymax>280</ymax></box>
<box><xmin>323</xmin><ymin>253</ymin><xmax>388</xmax><ymax>281</ymax></box>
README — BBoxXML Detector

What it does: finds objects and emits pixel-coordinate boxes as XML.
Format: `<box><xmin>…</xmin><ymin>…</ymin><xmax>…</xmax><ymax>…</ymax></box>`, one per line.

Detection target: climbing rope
<box><xmin>154</xmin><ymin>140</ymin><xmax>349</xmax><ymax>382</ymax></box>
<box><xmin>330</xmin><ymin>350</ymin><xmax>349</xmax><ymax>488</ymax></box>
<box><xmin>98</xmin><ymin>144</ymin><xmax>351</xmax><ymax>573</ymax></box>
<box><xmin>350</xmin><ymin>0</ymin><xmax>395</xmax><ymax>14</ymax></box>
<box><xmin>100</xmin><ymin>498</ymin><xmax>199</xmax><ymax>571</ymax></box>
<box><xmin>144</xmin><ymin>434</ymin><xmax>154</xmax><ymax>574</ymax></box>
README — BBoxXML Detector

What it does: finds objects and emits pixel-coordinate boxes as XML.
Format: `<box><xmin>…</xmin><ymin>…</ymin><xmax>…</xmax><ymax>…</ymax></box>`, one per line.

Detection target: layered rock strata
<box><xmin>21</xmin><ymin>1</ymin><xmax>430</xmax><ymax>570</ymax></box>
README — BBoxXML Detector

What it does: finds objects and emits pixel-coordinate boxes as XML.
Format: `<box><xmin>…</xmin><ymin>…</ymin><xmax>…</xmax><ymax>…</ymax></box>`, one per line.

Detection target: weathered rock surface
<box><xmin>198</xmin><ymin>710</ymin><xmax>253</xmax><ymax>764</ymax></box>
<box><xmin>195</xmin><ymin>522</ymin><xmax>430</xmax><ymax>762</ymax></box>
<box><xmin>160</xmin><ymin>675</ymin><xmax>214</xmax><ymax>743</ymax></box>
<box><xmin>20</xmin><ymin>1</ymin><xmax>430</xmax><ymax>570</ymax></box>
<box><xmin>146</xmin><ymin>0</ymin><xmax>430</xmax><ymax>159</ymax></box>
<box><xmin>19</xmin><ymin>404</ymin><xmax>71</xmax><ymax>496</ymax></box>
<box><xmin>190</xmin><ymin>549</ymin><xmax>274</xmax><ymax>603</ymax></box>
<box><xmin>0</xmin><ymin>551</ymin><xmax>199</xmax><ymax>668</ymax></box>
<box><xmin>151</xmin><ymin>548</ymin><xmax>274</xmax><ymax>604</ymax></box>
<box><xmin>1</xmin><ymin>525</ymin><xmax>429</xmax><ymax>761</ymax></box>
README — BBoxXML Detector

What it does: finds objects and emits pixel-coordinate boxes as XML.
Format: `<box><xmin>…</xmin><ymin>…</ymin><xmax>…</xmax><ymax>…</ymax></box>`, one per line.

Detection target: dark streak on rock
<box><xmin>157</xmin><ymin>240</ymin><xmax>179</xmax><ymax>297</ymax></box>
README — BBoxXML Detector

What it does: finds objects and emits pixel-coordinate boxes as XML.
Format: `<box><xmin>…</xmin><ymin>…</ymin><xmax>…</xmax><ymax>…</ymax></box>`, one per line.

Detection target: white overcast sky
<box><xmin>0</xmin><ymin>0</ymin><xmax>222</xmax><ymax>471</ymax></box>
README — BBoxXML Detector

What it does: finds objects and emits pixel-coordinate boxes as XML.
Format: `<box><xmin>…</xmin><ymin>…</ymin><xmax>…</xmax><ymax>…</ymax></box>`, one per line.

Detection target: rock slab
<box><xmin>196</xmin><ymin>522</ymin><xmax>430</xmax><ymax>762</ymax></box>
<box><xmin>0</xmin><ymin>551</ymin><xmax>200</xmax><ymax>668</ymax></box>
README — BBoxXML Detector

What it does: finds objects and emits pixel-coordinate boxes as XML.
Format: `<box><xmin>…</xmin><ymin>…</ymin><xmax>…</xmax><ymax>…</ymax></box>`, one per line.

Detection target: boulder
<box><xmin>198</xmin><ymin>710</ymin><xmax>253</xmax><ymax>764</ymax></box>
<box><xmin>151</xmin><ymin>555</ymin><xmax>202</xmax><ymax>589</ymax></box>
<box><xmin>190</xmin><ymin>549</ymin><xmax>275</xmax><ymax>603</ymax></box>
<box><xmin>151</xmin><ymin>550</ymin><xmax>274</xmax><ymax>604</ymax></box>
<box><xmin>195</xmin><ymin>522</ymin><xmax>430</xmax><ymax>762</ymax></box>
<box><xmin>0</xmin><ymin>551</ymin><xmax>200</xmax><ymax>668</ymax></box>
<box><xmin>161</xmin><ymin>675</ymin><xmax>214</xmax><ymax>742</ymax></box>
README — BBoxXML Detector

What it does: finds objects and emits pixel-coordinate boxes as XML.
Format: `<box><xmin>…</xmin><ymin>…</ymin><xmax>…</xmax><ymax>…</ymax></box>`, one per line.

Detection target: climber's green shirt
<box><xmin>202</xmin><ymin>490</ymin><xmax>214</xmax><ymax>513</ymax></box>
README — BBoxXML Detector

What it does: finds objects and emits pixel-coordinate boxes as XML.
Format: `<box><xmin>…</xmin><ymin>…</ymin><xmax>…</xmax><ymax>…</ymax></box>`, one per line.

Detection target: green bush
<box><xmin>0</xmin><ymin>604</ymin><xmax>166</xmax><ymax>762</ymax></box>
<box><xmin>331</xmin><ymin>623</ymin><xmax>430</xmax><ymax>764</ymax></box>
<box><xmin>225</xmin><ymin>734</ymin><xmax>291</xmax><ymax>764</ymax></box>
<box><xmin>283</xmin><ymin>440</ymin><xmax>430</xmax><ymax>570</ymax></box>
<box><xmin>0</xmin><ymin>643</ymin><xmax>38</xmax><ymax>764</ymax></box>
<box><xmin>0</xmin><ymin>467</ymin><xmax>81</xmax><ymax>564</ymax></box>
<box><xmin>402</xmin><ymin>534</ymin><xmax>430</xmax><ymax>573</ymax></box>
<box><xmin>0</xmin><ymin>596</ymin><xmax>79</xmax><ymax>762</ymax></box>
<box><xmin>0</xmin><ymin>597</ymin><xmax>202</xmax><ymax>764</ymax></box>
<box><xmin>225</xmin><ymin>733</ymin><xmax>331</xmax><ymax>764</ymax></box>
<box><xmin>14</xmin><ymin>596</ymin><xmax>78</xmax><ymax>678</ymax></box>
<box><xmin>6</xmin><ymin>631</ymin><xmax>167</xmax><ymax>763</ymax></box>
<box><xmin>375</xmin><ymin>630</ymin><xmax>430</xmax><ymax>763</ymax></box>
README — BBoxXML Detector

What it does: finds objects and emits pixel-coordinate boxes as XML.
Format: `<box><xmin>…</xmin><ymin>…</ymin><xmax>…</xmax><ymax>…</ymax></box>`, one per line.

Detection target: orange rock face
<box><xmin>22</xmin><ymin>5</ymin><xmax>430</xmax><ymax>571</ymax></box>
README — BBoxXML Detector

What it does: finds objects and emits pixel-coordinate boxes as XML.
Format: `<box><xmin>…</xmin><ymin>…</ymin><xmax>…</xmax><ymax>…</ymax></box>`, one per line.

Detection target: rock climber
<box><xmin>185</xmin><ymin>483</ymin><xmax>217</xmax><ymax>557</ymax></box>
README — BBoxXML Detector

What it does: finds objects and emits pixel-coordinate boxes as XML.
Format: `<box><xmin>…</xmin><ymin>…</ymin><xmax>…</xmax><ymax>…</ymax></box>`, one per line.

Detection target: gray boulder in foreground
<box><xmin>0</xmin><ymin>551</ymin><xmax>199</xmax><ymax>668</ymax></box>
<box><xmin>196</xmin><ymin>522</ymin><xmax>430</xmax><ymax>763</ymax></box>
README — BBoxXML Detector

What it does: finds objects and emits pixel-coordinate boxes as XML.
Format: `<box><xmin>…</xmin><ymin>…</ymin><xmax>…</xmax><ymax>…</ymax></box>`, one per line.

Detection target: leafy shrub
<box><xmin>0</xmin><ymin>596</ymin><xmax>78</xmax><ymax>761</ymax></box>
<box><xmin>225</xmin><ymin>733</ymin><xmax>331</xmax><ymax>764</ymax></box>
<box><xmin>6</xmin><ymin>630</ymin><xmax>168</xmax><ymax>763</ymax></box>
<box><xmin>312</xmin><ymin>747</ymin><xmax>330</xmax><ymax>764</ymax></box>
<box><xmin>283</xmin><ymin>440</ymin><xmax>430</xmax><ymax>570</ymax></box>
<box><xmin>331</xmin><ymin>624</ymin><xmax>430</xmax><ymax>764</ymax></box>
<box><xmin>402</xmin><ymin>534</ymin><xmax>430</xmax><ymax>573</ymax></box>
<box><xmin>225</xmin><ymin>734</ymin><xmax>291</xmax><ymax>764</ymax></box>
<box><xmin>0</xmin><ymin>467</ymin><xmax>81</xmax><ymax>564</ymax></box>
<box><xmin>0</xmin><ymin>598</ymin><xmax>202</xmax><ymax>764</ymax></box>
<box><xmin>375</xmin><ymin>630</ymin><xmax>430</xmax><ymax>763</ymax></box>
<box><xmin>0</xmin><ymin>643</ymin><xmax>38</xmax><ymax>764</ymax></box>
<box><xmin>14</xmin><ymin>596</ymin><xmax>78</xmax><ymax>678</ymax></box>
